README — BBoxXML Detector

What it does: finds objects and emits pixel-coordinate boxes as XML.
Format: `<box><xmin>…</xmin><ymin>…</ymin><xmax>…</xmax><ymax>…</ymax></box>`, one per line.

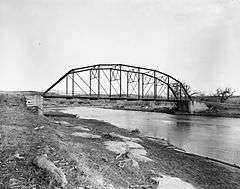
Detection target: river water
<box><xmin>62</xmin><ymin>106</ymin><xmax>240</xmax><ymax>165</ymax></box>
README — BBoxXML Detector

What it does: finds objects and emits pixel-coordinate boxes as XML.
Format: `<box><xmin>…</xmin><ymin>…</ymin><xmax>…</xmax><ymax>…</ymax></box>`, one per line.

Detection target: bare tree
<box><xmin>214</xmin><ymin>87</ymin><xmax>235</xmax><ymax>103</ymax></box>
<box><xmin>181</xmin><ymin>82</ymin><xmax>199</xmax><ymax>96</ymax></box>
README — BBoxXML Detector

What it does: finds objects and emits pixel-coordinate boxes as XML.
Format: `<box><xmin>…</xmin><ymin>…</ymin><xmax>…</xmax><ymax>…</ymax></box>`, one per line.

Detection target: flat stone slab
<box><xmin>55</xmin><ymin>120</ymin><xmax>73</xmax><ymax>126</ymax></box>
<box><xmin>154</xmin><ymin>175</ymin><xmax>195</xmax><ymax>189</ymax></box>
<box><xmin>71</xmin><ymin>132</ymin><xmax>101</xmax><ymax>139</ymax></box>
<box><xmin>74</xmin><ymin>126</ymin><xmax>90</xmax><ymax>131</ymax></box>
<box><xmin>104</xmin><ymin>141</ymin><xmax>152</xmax><ymax>162</ymax></box>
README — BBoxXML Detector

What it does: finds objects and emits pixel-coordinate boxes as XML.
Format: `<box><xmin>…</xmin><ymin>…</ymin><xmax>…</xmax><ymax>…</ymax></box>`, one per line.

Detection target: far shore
<box><xmin>44</xmin><ymin>97</ymin><xmax>240</xmax><ymax>119</ymax></box>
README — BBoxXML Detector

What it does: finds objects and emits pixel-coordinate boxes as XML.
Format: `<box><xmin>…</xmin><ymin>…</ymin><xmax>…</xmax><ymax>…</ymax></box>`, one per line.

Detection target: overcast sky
<box><xmin>1</xmin><ymin>0</ymin><xmax>240</xmax><ymax>94</ymax></box>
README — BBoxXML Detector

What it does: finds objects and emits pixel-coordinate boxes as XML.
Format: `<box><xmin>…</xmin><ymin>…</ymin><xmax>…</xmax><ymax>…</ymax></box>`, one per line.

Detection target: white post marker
<box><xmin>26</xmin><ymin>95</ymin><xmax>43</xmax><ymax>114</ymax></box>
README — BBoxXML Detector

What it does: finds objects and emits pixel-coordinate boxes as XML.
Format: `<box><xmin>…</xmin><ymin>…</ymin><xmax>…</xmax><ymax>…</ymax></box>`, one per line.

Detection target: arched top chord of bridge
<box><xmin>43</xmin><ymin>64</ymin><xmax>191</xmax><ymax>102</ymax></box>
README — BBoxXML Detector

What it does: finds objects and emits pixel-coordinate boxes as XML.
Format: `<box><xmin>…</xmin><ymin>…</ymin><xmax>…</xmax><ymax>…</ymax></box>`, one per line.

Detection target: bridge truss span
<box><xmin>43</xmin><ymin>64</ymin><xmax>191</xmax><ymax>102</ymax></box>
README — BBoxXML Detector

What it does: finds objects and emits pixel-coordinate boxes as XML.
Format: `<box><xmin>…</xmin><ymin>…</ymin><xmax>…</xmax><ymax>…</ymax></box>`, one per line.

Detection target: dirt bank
<box><xmin>189</xmin><ymin>101</ymin><xmax>240</xmax><ymax>118</ymax></box>
<box><xmin>1</xmin><ymin>94</ymin><xmax>240</xmax><ymax>188</ymax></box>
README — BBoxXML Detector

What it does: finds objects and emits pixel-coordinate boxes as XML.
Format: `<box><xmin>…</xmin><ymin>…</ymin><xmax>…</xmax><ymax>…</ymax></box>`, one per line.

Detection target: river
<box><xmin>62</xmin><ymin>106</ymin><xmax>240</xmax><ymax>165</ymax></box>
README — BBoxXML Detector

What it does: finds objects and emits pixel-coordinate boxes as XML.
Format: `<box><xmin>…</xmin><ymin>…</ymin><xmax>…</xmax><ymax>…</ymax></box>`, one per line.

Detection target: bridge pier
<box><xmin>177</xmin><ymin>101</ymin><xmax>208</xmax><ymax>113</ymax></box>
<box><xmin>177</xmin><ymin>101</ymin><xmax>191</xmax><ymax>113</ymax></box>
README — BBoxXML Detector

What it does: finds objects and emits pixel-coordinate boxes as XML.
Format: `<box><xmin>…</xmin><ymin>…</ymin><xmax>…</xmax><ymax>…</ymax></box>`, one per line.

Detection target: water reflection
<box><xmin>62</xmin><ymin>106</ymin><xmax>240</xmax><ymax>165</ymax></box>
<box><xmin>165</xmin><ymin>121</ymin><xmax>192</xmax><ymax>150</ymax></box>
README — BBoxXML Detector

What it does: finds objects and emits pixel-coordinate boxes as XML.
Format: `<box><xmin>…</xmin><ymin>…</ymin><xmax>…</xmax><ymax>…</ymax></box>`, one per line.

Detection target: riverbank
<box><xmin>43</xmin><ymin>98</ymin><xmax>240</xmax><ymax>188</ymax></box>
<box><xmin>1</xmin><ymin>93</ymin><xmax>240</xmax><ymax>188</ymax></box>
<box><xmin>44</xmin><ymin>108</ymin><xmax>240</xmax><ymax>189</ymax></box>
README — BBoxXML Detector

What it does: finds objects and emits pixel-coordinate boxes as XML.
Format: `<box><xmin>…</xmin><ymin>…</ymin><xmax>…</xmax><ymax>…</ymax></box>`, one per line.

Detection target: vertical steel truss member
<box><xmin>138</xmin><ymin>68</ymin><xmax>140</xmax><ymax>99</ymax></box>
<box><xmin>142</xmin><ymin>74</ymin><xmax>144</xmax><ymax>98</ymax></box>
<box><xmin>179</xmin><ymin>85</ymin><xmax>182</xmax><ymax>99</ymax></box>
<box><xmin>89</xmin><ymin>69</ymin><xmax>91</xmax><ymax>96</ymax></box>
<box><xmin>68</xmin><ymin>73</ymin><xmax>88</xmax><ymax>95</ymax></box>
<box><xmin>105</xmin><ymin>69</ymin><xmax>118</xmax><ymax>96</ymax></box>
<box><xmin>109</xmin><ymin>68</ymin><xmax>112</xmax><ymax>97</ymax></box>
<box><xmin>110</xmin><ymin>67</ymin><xmax>124</xmax><ymax>97</ymax></box>
<box><xmin>43</xmin><ymin>64</ymin><xmax>191</xmax><ymax>101</ymax></box>
<box><xmin>66</xmin><ymin>75</ymin><xmax>68</xmax><ymax>95</ymax></box>
<box><xmin>127</xmin><ymin>71</ymin><xmax>129</xmax><ymax>97</ymax></box>
<box><xmin>143</xmin><ymin>75</ymin><xmax>153</xmax><ymax>97</ymax></box>
<box><xmin>119</xmin><ymin>65</ymin><xmax>122</xmax><ymax>97</ymax></box>
<box><xmin>167</xmin><ymin>77</ymin><xmax>169</xmax><ymax>100</ymax></box>
<box><xmin>156</xmin><ymin>76</ymin><xmax>168</xmax><ymax>98</ymax></box>
<box><xmin>128</xmin><ymin>72</ymin><xmax>133</xmax><ymax>95</ymax></box>
<box><xmin>72</xmin><ymin>72</ymin><xmax>74</xmax><ymax>96</ymax></box>
<box><xmin>154</xmin><ymin>71</ymin><xmax>157</xmax><ymax>99</ymax></box>
<box><xmin>98</xmin><ymin>66</ymin><xmax>100</xmax><ymax>97</ymax></box>
<box><xmin>128</xmin><ymin>71</ymin><xmax>139</xmax><ymax>96</ymax></box>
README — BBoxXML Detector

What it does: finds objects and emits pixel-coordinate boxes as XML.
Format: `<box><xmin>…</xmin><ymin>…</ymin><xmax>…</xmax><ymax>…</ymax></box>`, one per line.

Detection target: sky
<box><xmin>1</xmin><ymin>0</ymin><xmax>240</xmax><ymax>94</ymax></box>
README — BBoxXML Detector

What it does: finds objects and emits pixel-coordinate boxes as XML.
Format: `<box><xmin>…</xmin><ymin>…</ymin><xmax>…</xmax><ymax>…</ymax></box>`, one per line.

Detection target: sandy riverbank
<box><xmin>1</xmin><ymin>93</ymin><xmax>240</xmax><ymax>188</ymax></box>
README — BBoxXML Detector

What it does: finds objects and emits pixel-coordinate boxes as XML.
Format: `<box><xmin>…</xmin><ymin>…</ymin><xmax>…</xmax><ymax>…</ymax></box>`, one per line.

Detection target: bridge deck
<box><xmin>43</xmin><ymin>95</ymin><xmax>190</xmax><ymax>102</ymax></box>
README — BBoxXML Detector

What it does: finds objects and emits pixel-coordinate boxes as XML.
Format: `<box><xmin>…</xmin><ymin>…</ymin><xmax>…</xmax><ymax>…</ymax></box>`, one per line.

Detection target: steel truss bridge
<box><xmin>43</xmin><ymin>64</ymin><xmax>191</xmax><ymax>102</ymax></box>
